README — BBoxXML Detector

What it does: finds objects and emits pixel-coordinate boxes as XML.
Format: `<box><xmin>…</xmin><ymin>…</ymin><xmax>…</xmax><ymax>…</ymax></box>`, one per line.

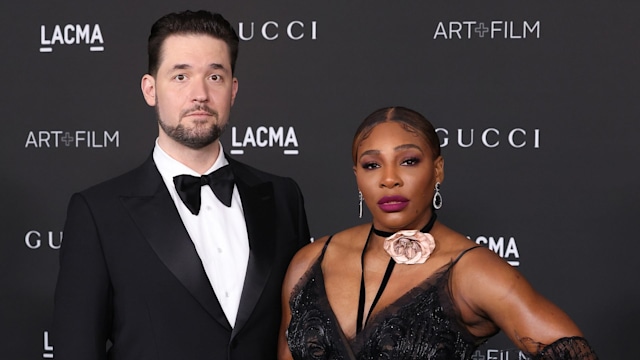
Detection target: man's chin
<box><xmin>175</xmin><ymin>134</ymin><xmax>218</xmax><ymax>149</ymax></box>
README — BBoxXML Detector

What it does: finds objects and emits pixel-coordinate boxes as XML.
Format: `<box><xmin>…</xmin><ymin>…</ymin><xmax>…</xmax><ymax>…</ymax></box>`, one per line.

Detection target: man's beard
<box><xmin>156</xmin><ymin>103</ymin><xmax>226</xmax><ymax>150</ymax></box>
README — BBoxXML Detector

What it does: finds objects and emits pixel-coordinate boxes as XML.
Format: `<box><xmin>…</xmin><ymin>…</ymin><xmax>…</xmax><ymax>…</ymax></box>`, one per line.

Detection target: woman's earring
<box><xmin>432</xmin><ymin>182</ymin><xmax>442</xmax><ymax>210</ymax></box>
<box><xmin>358</xmin><ymin>191</ymin><xmax>363</xmax><ymax>218</ymax></box>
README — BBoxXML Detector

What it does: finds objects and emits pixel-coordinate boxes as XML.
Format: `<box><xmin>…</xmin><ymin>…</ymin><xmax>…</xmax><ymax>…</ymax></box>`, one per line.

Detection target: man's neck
<box><xmin>157</xmin><ymin>136</ymin><xmax>221</xmax><ymax>175</ymax></box>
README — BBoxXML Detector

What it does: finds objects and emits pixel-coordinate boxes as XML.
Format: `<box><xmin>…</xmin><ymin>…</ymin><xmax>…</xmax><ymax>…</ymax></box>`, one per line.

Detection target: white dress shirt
<box><xmin>153</xmin><ymin>140</ymin><xmax>249</xmax><ymax>327</ymax></box>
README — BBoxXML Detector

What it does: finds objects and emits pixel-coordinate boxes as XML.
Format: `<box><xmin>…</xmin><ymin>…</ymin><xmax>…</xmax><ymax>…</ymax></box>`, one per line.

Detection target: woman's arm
<box><xmin>452</xmin><ymin>247</ymin><xmax>597</xmax><ymax>358</ymax></box>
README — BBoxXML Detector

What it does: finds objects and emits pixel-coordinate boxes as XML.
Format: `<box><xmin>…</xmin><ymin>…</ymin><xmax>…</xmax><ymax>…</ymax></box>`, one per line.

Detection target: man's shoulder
<box><xmin>227</xmin><ymin>156</ymin><xmax>294</xmax><ymax>183</ymax></box>
<box><xmin>78</xmin><ymin>157</ymin><xmax>158</xmax><ymax>198</ymax></box>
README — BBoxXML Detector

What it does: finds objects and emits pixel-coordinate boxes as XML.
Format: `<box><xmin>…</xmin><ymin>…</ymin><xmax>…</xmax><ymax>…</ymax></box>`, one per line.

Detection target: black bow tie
<box><xmin>173</xmin><ymin>165</ymin><xmax>235</xmax><ymax>215</ymax></box>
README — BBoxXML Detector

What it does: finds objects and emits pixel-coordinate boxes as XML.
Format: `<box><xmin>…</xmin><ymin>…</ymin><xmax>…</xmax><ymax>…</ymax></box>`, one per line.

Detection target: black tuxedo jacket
<box><xmin>53</xmin><ymin>155</ymin><xmax>310</xmax><ymax>360</ymax></box>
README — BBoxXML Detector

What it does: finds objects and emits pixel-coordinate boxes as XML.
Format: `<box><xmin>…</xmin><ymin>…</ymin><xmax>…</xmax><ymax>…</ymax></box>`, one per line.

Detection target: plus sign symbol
<box><xmin>471</xmin><ymin>350</ymin><xmax>486</xmax><ymax>360</ymax></box>
<box><xmin>475</xmin><ymin>23</ymin><xmax>490</xmax><ymax>38</ymax></box>
<box><xmin>61</xmin><ymin>132</ymin><xmax>75</xmax><ymax>146</ymax></box>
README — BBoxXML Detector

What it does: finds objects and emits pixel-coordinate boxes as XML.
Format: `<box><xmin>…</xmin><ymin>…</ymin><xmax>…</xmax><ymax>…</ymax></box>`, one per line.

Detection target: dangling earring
<box><xmin>358</xmin><ymin>191</ymin><xmax>363</xmax><ymax>218</ymax></box>
<box><xmin>432</xmin><ymin>182</ymin><xmax>442</xmax><ymax>210</ymax></box>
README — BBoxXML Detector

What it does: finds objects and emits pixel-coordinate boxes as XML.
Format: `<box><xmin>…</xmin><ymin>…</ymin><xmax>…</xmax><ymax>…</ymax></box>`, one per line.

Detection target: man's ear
<box><xmin>141</xmin><ymin>74</ymin><xmax>156</xmax><ymax>106</ymax></box>
<box><xmin>230</xmin><ymin>77</ymin><xmax>239</xmax><ymax>106</ymax></box>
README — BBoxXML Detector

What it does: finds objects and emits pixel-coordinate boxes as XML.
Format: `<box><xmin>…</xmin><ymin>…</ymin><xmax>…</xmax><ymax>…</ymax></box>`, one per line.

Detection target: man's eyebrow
<box><xmin>209</xmin><ymin>63</ymin><xmax>226</xmax><ymax>70</ymax></box>
<box><xmin>170</xmin><ymin>63</ymin><xmax>228</xmax><ymax>71</ymax></box>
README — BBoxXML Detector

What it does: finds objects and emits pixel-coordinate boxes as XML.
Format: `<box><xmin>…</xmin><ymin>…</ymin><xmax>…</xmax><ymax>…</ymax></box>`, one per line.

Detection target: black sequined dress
<box><xmin>286</xmin><ymin>236</ymin><xmax>491</xmax><ymax>360</ymax></box>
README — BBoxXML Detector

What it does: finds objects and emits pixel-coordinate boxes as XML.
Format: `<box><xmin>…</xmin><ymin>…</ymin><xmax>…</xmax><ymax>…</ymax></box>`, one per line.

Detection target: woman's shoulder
<box><xmin>450</xmin><ymin>241</ymin><xmax>517</xmax><ymax>276</ymax></box>
<box><xmin>283</xmin><ymin>224</ymin><xmax>371</xmax><ymax>294</ymax></box>
<box><xmin>282</xmin><ymin>239</ymin><xmax>325</xmax><ymax>296</ymax></box>
<box><xmin>288</xmin><ymin>224</ymin><xmax>368</xmax><ymax>267</ymax></box>
<box><xmin>331</xmin><ymin>223</ymin><xmax>371</xmax><ymax>245</ymax></box>
<box><xmin>433</xmin><ymin>224</ymin><xmax>503</xmax><ymax>265</ymax></box>
<box><xmin>442</xmin><ymin>231</ymin><xmax>535</xmax><ymax>315</ymax></box>
<box><xmin>287</xmin><ymin>237</ymin><xmax>327</xmax><ymax>275</ymax></box>
<box><xmin>311</xmin><ymin>224</ymin><xmax>371</xmax><ymax>251</ymax></box>
<box><xmin>442</xmin><ymin>237</ymin><xmax>518</xmax><ymax>286</ymax></box>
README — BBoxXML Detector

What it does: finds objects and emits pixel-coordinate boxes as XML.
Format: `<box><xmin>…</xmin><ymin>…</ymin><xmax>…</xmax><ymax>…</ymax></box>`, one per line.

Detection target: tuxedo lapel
<box><xmin>229</xmin><ymin>159</ymin><xmax>277</xmax><ymax>337</ymax></box>
<box><xmin>120</xmin><ymin>158</ymin><xmax>232</xmax><ymax>331</ymax></box>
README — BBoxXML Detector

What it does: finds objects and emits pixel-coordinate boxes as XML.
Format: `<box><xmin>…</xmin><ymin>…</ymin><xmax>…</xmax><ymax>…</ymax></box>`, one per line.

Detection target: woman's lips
<box><xmin>377</xmin><ymin>195</ymin><xmax>409</xmax><ymax>212</ymax></box>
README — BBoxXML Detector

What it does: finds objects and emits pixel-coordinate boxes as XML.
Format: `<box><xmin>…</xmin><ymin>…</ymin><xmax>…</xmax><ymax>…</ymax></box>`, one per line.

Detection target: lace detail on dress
<box><xmin>525</xmin><ymin>336</ymin><xmax>598</xmax><ymax>360</ymax></box>
<box><xmin>287</xmin><ymin>237</ymin><xmax>350</xmax><ymax>359</ymax></box>
<box><xmin>287</xmin><ymin>240</ymin><xmax>489</xmax><ymax>360</ymax></box>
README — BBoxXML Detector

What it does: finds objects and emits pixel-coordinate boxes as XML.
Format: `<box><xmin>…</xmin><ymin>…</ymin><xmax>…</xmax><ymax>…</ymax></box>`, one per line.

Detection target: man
<box><xmin>53</xmin><ymin>10</ymin><xmax>310</xmax><ymax>360</ymax></box>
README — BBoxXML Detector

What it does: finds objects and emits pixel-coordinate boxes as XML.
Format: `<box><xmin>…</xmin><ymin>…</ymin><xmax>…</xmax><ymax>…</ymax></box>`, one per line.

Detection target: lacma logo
<box><xmin>40</xmin><ymin>24</ymin><xmax>104</xmax><ymax>52</ymax></box>
<box><xmin>472</xmin><ymin>235</ymin><xmax>521</xmax><ymax>266</ymax></box>
<box><xmin>25</xmin><ymin>130</ymin><xmax>119</xmax><ymax>148</ymax></box>
<box><xmin>43</xmin><ymin>330</ymin><xmax>54</xmax><ymax>358</ymax></box>
<box><xmin>229</xmin><ymin>126</ymin><xmax>299</xmax><ymax>155</ymax></box>
<box><xmin>434</xmin><ymin>20</ymin><xmax>540</xmax><ymax>39</ymax></box>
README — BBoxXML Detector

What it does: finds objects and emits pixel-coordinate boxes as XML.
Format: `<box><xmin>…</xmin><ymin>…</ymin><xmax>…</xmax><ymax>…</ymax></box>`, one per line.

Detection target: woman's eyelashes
<box><xmin>361</xmin><ymin>161</ymin><xmax>380</xmax><ymax>170</ymax></box>
<box><xmin>360</xmin><ymin>156</ymin><xmax>422</xmax><ymax>170</ymax></box>
<box><xmin>401</xmin><ymin>157</ymin><xmax>421</xmax><ymax>166</ymax></box>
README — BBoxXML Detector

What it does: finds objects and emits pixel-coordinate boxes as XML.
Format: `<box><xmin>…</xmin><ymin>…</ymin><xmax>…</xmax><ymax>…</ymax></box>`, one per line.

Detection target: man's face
<box><xmin>141</xmin><ymin>34</ymin><xmax>238</xmax><ymax>149</ymax></box>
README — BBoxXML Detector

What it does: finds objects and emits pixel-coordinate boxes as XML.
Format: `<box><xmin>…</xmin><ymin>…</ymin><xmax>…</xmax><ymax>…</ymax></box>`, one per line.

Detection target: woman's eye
<box><xmin>362</xmin><ymin>162</ymin><xmax>380</xmax><ymax>170</ymax></box>
<box><xmin>402</xmin><ymin>157</ymin><xmax>420</xmax><ymax>166</ymax></box>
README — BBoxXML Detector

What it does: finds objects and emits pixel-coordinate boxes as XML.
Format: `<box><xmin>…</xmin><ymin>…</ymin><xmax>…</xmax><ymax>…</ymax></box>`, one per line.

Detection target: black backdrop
<box><xmin>2</xmin><ymin>1</ymin><xmax>638</xmax><ymax>358</ymax></box>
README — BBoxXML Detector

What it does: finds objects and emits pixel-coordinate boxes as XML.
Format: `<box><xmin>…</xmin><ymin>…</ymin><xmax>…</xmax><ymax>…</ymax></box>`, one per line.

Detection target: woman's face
<box><xmin>354</xmin><ymin>121</ymin><xmax>444</xmax><ymax>232</ymax></box>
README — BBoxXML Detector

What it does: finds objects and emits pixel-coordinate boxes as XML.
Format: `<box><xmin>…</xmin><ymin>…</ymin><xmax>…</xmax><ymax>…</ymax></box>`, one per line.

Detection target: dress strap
<box><xmin>447</xmin><ymin>245</ymin><xmax>486</xmax><ymax>311</ymax></box>
<box><xmin>318</xmin><ymin>235</ymin><xmax>334</xmax><ymax>261</ymax></box>
<box><xmin>452</xmin><ymin>245</ymin><xmax>483</xmax><ymax>265</ymax></box>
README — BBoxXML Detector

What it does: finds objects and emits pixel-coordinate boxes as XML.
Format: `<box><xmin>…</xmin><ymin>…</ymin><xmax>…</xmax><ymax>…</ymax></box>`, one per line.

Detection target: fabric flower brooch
<box><xmin>383</xmin><ymin>230</ymin><xmax>436</xmax><ymax>264</ymax></box>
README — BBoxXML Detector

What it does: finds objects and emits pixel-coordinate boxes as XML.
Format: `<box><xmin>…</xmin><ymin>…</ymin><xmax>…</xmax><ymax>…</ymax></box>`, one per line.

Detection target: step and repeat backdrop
<box><xmin>1</xmin><ymin>0</ymin><xmax>638</xmax><ymax>358</ymax></box>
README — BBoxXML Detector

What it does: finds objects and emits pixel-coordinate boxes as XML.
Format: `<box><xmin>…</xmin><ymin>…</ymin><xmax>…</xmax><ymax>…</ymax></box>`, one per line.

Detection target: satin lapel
<box><xmin>230</xmin><ymin>163</ymin><xmax>276</xmax><ymax>336</ymax></box>
<box><xmin>120</xmin><ymin>159</ymin><xmax>231</xmax><ymax>331</ymax></box>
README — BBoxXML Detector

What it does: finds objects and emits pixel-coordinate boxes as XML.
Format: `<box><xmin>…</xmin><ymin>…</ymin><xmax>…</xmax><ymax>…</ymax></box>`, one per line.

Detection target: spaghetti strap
<box><xmin>318</xmin><ymin>235</ymin><xmax>334</xmax><ymax>261</ymax></box>
<box><xmin>452</xmin><ymin>245</ymin><xmax>482</xmax><ymax>265</ymax></box>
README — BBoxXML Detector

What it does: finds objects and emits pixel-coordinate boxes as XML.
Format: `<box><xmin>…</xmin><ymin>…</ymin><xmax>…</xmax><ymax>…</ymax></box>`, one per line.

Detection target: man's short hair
<box><xmin>147</xmin><ymin>10</ymin><xmax>239</xmax><ymax>76</ymax></box>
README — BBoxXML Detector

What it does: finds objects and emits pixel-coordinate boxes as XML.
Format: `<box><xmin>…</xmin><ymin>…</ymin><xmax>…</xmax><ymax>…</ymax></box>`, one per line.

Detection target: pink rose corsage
<box><xmin>383</xmin><ymin>230</ymin><xmax>436</xmax><ymax>264</ymax></box>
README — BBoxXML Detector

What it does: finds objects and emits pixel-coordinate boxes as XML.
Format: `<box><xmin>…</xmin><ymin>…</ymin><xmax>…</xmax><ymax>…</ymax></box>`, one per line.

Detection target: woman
<box><xmin>278</xmin><ymin>106</ymin><xmax>597</xmax><ymax>359</ymax></box>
